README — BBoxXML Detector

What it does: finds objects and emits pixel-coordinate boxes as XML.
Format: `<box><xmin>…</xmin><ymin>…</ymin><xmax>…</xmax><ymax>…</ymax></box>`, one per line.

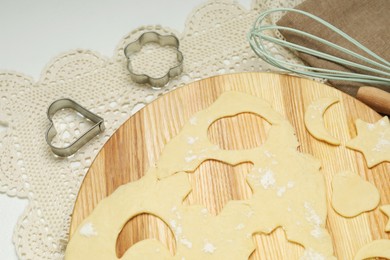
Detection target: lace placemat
<box><xmin>0</xmin><ymin>0</ymin><xmax>304</xmax><ymax>258</ymax></box>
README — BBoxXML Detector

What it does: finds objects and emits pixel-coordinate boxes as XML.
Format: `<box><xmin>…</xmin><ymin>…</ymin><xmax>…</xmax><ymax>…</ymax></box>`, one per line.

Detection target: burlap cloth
<box><xmin>277</xmin><ymin>0</ymin><xmax>390</xmax><ymax>96</ymax></box>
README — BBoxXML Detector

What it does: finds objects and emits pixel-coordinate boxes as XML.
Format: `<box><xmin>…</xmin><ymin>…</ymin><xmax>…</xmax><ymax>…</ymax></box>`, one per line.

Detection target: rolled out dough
<box><xmin>65</xmin><ymin>91</ymin><xmax>335</xmax><ymax>259</ymax></box>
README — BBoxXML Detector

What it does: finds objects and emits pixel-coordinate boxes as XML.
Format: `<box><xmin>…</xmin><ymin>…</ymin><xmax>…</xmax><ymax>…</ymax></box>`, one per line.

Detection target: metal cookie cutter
<box><xmin>124</xmin><ymin>31</ymin><xmax>183</xmax><ymax>88</ymax></box>
<box><xmin>45</xmin><ymin>99</ymin><xmax>105</xmax><ymax>157</ymax></box>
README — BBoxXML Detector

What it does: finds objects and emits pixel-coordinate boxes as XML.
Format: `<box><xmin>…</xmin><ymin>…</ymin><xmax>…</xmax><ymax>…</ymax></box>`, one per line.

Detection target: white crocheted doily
<box><xmin>0</xmin><ymin>0</ymin><xmax>304</xmax><ymax>258</ymax></box>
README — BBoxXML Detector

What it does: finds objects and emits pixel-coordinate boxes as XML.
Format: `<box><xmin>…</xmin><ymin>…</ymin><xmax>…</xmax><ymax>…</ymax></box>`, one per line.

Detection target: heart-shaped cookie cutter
<box><xmin>45</xmin><ymin>99</ymin><xmax>105</xmax><ymax>157</ymax></box>
<box><xmin>124</xmin><ymin>31</ymin><xmax>184</xmax><ymax>88</ymax></box>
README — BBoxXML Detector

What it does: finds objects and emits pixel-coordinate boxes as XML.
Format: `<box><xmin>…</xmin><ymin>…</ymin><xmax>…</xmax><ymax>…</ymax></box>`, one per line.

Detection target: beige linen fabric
<box><xmin>277</xmin><ymin>0</ymin><xmax>390</xmax><ymax>96</ymax></box>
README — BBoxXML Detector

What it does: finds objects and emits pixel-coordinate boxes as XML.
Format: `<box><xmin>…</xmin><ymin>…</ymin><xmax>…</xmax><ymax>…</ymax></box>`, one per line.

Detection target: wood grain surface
<box><xmin>69</xmin><ymin>73</ymin><xmax>390</xmax><ymax>259</ymax></box>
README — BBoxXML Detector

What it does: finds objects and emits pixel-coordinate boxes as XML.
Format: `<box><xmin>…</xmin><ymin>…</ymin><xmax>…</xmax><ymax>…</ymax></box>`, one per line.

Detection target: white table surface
<box><xmin>0</xmin><ymin>0</ymin><xmax>250</xmax><ymax>258</ymax></box>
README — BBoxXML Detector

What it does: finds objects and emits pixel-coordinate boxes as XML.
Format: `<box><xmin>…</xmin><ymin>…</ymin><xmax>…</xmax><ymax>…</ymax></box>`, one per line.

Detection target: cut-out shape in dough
<box><xmin>207</xmin><ymin>112</ymin><xmax>270</xmax><ymax>150</ymax></box>
<box><xmin>331</xmin><ymin>171</ymin><xmax>380</xmax><ymax>218</ymax></box>
<box><xmin>116</xmin><ymin>213</ymin><xmax>176</xmax><ymax>258</ymax></box>
<box><xmin>353</xmin><ymin>239</ymin><xmax>390</xmax><ymax>260</ymax></box>
<box><xmin>65</xmin><ymin>92</ymin><xmax>335</xmax><ymax>260</ymax></box>
<box><xmin>183</xmin><ymin>160</ymin><xmax>253</xmax><ymax>216</ymax></box>
<box><xmin>304</xmin><ymin>97</ymin><xmax>340</xmax><ymax>145</ymax></box>
<box><xmin>251</xmin><ymin>227</ymin><xmax>304</xmax><ymax>259</ymax></box>
<box><xmin>67</xmin><ymin>171</ymin><xmax>189</xmax><ymax>260</ymax></box>
<box><xmin>380</xmin><ymin>204</ymin><xmax>390</xmax><ymax>232</ymax></box>
<box><xmin>347</xmin><ymin>116</ymin><xmax>390</xmax><ymax>168</ymax></box>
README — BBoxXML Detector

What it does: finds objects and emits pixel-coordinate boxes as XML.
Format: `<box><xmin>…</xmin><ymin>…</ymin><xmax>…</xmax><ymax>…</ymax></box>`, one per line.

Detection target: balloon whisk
<box><xmin>248</xmin><ymin>8</ymin><xmax>390</xmax><ymax>87</ymax></box>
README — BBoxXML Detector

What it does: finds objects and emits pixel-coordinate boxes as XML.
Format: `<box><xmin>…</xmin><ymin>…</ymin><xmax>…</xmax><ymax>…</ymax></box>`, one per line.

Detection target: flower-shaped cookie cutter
<box><xmin>124</xmin><ymin>32</ymin><xmax>183</xmax><ymax>88</ymax></box>
<box><xmin>45</xmin><ymin>99</ymin><xmax>105</xmax><ymax>157</ymax></box>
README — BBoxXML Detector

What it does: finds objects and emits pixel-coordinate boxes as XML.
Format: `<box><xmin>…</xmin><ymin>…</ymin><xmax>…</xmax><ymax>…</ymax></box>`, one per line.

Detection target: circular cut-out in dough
<box><xmin>331</xmin><ymin>171</ymin><xmax>380</xmax><ymax>218</ymax></box>
<box><xmin>304</xmin><ymin>97</ymin><xmax>340</xmax><ymax>145</ymax></box>
<box><xmin>353</xmin><ymin>239</ymin><xmax>390</xmax><ymax>260</ymax></box>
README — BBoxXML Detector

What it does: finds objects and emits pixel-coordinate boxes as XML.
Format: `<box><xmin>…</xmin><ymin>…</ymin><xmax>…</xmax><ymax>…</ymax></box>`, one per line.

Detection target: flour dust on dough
<box><xmin>331</xmin><ymin>171</ymin><xmax>380</xmax><ymax>218</ymax></box>
<box><xmin>65</xmin><ymin>91</ymin><xmax>335</xmax><ymax>259</ymax></box>
<box><xmin>347</xmin><ymin>116</ymin><xmax>390</xmax><ymax>168</ymax></box>
<box><xmin>304</xmin><ymin>97</ymin><xmax>340</xmax><ymax>145</ymax></box>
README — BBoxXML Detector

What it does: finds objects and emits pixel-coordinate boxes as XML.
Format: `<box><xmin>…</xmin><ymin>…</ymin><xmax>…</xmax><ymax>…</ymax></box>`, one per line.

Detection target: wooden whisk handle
<box><xmin>356</xmin><ymin>87</ymin><xmax>390</xmax><ymax>115</ymax></box>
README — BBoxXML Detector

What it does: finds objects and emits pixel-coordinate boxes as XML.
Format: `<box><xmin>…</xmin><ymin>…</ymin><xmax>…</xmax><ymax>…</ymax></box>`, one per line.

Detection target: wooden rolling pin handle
<box><xmin>356</xmin><ymin>86</ymin><xmax>390</xmax><ymax>115</ymax></box>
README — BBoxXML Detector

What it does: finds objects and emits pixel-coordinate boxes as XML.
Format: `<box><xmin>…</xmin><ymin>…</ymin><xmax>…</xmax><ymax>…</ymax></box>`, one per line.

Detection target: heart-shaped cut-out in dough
<box><xmin>331</xmin><ymin>171</ymin><xmax>380</xmax><ymax>218</ymax></box>
<box><xmin>45</xmin><ymin>99</ymin><xmax>105</xmax><ymax>157</ymax></box>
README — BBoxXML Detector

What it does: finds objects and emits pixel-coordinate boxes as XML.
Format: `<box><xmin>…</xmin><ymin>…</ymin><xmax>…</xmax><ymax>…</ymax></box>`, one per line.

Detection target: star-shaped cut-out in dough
<box><xmin>346</xmin><ymin>116</ymin><xmax>390</xmax><ymax>168</ymax></box>
<box><xmin>380</xmin><ymin>204</ymin><xmax>390</xmax><ymax>232</ymax></box>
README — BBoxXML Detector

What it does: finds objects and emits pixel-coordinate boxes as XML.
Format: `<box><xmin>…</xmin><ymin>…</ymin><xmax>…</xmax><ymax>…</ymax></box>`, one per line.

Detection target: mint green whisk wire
<box><xmin>248</xmin><ymin>8</ymin><xmax>390</xmax><ymax>86</ymax></box>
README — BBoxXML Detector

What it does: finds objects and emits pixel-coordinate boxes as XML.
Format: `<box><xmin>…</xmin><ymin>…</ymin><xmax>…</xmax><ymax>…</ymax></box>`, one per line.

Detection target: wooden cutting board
<box><xmin>69</xmin><ymin>72</ymin><xmax>390</xmax><ymax>259</ymax></box>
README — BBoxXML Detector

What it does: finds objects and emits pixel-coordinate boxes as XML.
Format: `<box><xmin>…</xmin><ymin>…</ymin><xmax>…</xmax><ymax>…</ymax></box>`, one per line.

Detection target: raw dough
<box><xmin>304</xmin><ymin>97</ymin><xmax>340</xmax><ymax>145</ymax></box>
<box><xmin>65</xmin><ymin>91</ymin><xmax>335</xmax><ymax>259</ymax></box>
<box><xmin>381</xmin><ymin>205</ymin><xmax>390</xmax><ymax>232</ymax></box>
<box><xmin>354</xmin><ymin>239</ymin><xmax>390</xmax><ymax>260</ymax></box>
<box><xmin>347</xmin><ymin>116</ymin><xmax>390</xmax><ymax>168</ymax></box>
<box><xmin>331</xmin><ymin>171</ymin><xmax>380</xmax><ymax>217</ymax></box>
